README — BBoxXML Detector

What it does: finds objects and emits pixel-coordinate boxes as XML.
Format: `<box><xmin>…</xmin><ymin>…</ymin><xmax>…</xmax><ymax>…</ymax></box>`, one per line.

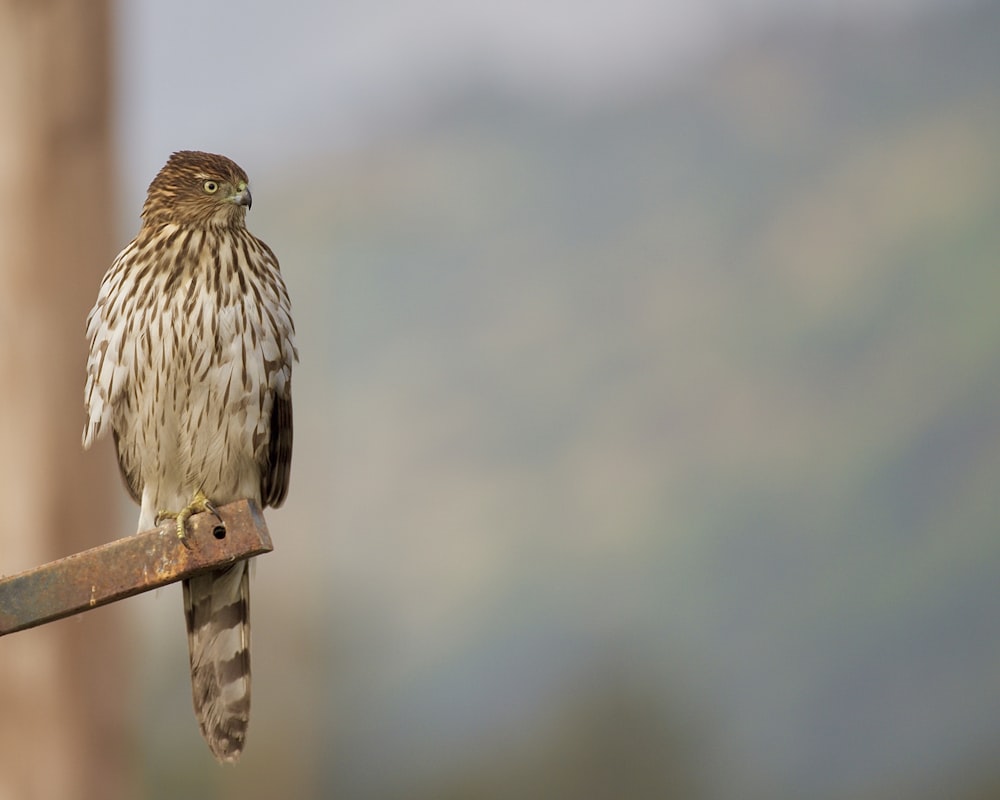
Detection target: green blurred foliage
<box><xmin>138</xmin><ymin>3</ymin><xmax>1000</xmax><ymax>798</ymax></box>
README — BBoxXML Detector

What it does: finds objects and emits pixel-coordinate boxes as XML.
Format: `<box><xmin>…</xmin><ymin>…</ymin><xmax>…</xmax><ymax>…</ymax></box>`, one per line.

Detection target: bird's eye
<box><xmin>203</xmin><ymin>181</ymin><xmax>219</xmax><ymax>194</ymax></box>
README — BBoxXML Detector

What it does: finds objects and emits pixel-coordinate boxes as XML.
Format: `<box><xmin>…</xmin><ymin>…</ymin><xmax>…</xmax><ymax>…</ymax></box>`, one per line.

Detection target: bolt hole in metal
<box><xmin>212</xmin><ymin>526</ymin><xmax>227</xmax><ymax>540</ymax></box>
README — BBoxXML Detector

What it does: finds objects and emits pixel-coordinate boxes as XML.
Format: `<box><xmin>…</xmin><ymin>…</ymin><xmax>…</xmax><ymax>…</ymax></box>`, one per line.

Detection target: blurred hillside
<box><xmin>134</xmin><ymin>3</ymin><xmax>1000</xmax><ymax>798</ymax></box>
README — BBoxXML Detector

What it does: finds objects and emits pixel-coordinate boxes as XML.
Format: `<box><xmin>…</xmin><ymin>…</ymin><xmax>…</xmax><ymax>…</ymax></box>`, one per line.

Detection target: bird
<box><xmin>83</xmin><ymin>150</ymin><xmax>297</xmax><ymax>762</ymax></box>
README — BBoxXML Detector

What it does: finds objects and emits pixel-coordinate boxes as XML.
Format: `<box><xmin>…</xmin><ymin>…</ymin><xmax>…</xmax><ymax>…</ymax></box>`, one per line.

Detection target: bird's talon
<box><xmin>156</xmin><ymin>491</ymin><xmax>216</xmax><ymax>546</ymax></box>
<box><xmin>204</xmin><ymin>498</ymin><xmax>222</xmax><ymax>523</ymax></box>
<box><xmin>177</xmin><ymin>523</ymin><xmax>193</xmax><ymax>549</ymax></box>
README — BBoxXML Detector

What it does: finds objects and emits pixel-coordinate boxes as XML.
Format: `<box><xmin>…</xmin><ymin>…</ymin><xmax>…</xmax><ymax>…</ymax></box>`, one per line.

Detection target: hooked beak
<box><xmin>232</xmin><ymin>187</ymin><xmax>252</xmax><ymax>209</ymax></box>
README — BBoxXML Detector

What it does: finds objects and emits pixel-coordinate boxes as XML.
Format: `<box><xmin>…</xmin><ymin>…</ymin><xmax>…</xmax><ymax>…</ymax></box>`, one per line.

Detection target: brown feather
<box><xmin>112</xmin><ymin>428</ymin><xmax>142</xmax><ymax>503</ymax></box>
<box><xmin>262</xmin><ymin>390</ymin><xmax>293</xmax><ymax>508</ymax></box>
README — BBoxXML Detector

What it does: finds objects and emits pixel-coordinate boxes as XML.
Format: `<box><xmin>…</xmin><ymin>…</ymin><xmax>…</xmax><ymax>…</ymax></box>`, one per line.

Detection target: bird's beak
<box><xmin>232</xmin><ymin>187</ymin><xmax>252</xmax><ymax>209</ymax></box>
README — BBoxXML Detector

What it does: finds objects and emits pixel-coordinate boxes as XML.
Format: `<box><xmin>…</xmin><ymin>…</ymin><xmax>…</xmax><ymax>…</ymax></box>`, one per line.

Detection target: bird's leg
<box><xmin>156</xmin><ymin>490</ymin><xmax>222</xmax><ymax>546</ymax></box>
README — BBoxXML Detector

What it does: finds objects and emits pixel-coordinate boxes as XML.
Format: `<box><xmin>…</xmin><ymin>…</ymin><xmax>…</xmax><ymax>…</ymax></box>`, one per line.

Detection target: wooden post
<box><xmin>0</xmin><ymin>2</ymin><xmax>125</xmax><ymax>798</ymax></box>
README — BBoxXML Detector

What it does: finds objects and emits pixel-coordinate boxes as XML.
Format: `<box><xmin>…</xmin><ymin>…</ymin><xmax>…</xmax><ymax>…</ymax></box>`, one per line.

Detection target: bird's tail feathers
<box><xmin>183</xmin><ymin>560</ymin><xmax>251</xmax><ymax>762</ymax></box>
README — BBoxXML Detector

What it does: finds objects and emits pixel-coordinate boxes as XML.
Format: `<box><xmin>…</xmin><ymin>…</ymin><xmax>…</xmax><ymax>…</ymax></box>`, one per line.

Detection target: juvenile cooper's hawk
<box><xmin>83</xmin><ymin>151</ymin><xmax>297</xmax><ymax>762</ymax></box>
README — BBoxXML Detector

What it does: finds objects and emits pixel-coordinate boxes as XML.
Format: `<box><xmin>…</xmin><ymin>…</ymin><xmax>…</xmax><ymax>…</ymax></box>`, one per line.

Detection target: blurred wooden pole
<box><xmin>0</xmin><ymin>2</ymin><xmax>130</xmax><ymax>799</ymax></box>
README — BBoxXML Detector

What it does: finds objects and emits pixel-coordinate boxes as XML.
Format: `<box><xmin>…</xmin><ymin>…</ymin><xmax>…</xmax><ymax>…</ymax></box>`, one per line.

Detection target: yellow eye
<box><xmin>203</xmin><ymin>180</ymin><xmax>219</xmax><ymax>194</ymax></box>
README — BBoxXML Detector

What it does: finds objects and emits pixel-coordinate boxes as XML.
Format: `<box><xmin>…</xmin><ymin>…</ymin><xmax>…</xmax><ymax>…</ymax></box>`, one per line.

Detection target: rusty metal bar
<box><xmin>0</xmin><ymin>499</ymin><xmax>272</xmax><ymax>637</ymax></box>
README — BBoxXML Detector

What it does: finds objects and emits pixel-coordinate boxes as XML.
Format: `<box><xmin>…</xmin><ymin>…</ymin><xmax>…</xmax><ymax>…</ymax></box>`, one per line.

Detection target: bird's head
<box><xmin>141</xmin><ymin>150</ymin><xmax>253</xmax><ymax>228</ymax></box>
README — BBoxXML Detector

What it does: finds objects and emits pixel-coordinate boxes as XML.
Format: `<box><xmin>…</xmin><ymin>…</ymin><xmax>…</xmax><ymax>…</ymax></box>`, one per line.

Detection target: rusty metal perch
<box><xmin>0</xmin><ymin>499</ymin><xmax>272</xmax><ymax>637</ymax></box>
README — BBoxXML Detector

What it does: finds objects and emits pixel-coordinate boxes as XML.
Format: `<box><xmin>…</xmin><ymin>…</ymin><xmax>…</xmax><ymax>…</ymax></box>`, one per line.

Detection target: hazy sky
<box><xmin>114</xmin><ymin>0</ymin><xmax>945</xmax><ymax>196</ymax></box>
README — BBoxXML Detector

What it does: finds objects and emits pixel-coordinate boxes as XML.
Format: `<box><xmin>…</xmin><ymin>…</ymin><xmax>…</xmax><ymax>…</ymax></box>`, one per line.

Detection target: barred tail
<box><xmin>183</xmin><ymin>560</ymin><xmax>251</xmax><ymax>762</ymax></box>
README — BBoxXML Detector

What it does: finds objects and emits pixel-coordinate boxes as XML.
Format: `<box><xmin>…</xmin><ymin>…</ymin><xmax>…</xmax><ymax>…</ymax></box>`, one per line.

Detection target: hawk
<box><xmin>83</xmin><ymin>151</ymin><xmax>297</xmax><ymax>762</ymax></box>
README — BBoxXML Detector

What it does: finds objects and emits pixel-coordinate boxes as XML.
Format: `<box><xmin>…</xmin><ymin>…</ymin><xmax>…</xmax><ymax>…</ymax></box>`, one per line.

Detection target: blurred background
<box><xmin>1</xmin><ymin>0</ymin><xmax>999</xmax><ymax>797</ymax></box>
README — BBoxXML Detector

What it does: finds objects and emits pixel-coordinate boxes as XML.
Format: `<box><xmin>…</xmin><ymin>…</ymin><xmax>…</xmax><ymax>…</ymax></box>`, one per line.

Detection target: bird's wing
<box><xmin>261</xmin><ymin>389</ymin><xmax>293</xmax><ymax>508</ymax></box>
<box><xmin>83</xmin><ymin>243</ymin><xmax>143</xmax><ymax>503</ymax></box>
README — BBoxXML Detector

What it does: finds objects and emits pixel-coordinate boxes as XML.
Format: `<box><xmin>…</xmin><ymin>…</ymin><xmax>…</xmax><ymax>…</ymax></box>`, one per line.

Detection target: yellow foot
<box><xmin>156</xmin><ymin>490</ymin><xmax>220</xmax><ymax>546</ymax></box>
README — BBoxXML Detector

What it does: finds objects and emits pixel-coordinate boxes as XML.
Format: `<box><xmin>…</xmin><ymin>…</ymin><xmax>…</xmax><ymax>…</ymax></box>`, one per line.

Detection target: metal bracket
<box><xmin>0</xmin><ymin>499</ymin><xmax>272</xmax><ymax>637</ymax></box>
